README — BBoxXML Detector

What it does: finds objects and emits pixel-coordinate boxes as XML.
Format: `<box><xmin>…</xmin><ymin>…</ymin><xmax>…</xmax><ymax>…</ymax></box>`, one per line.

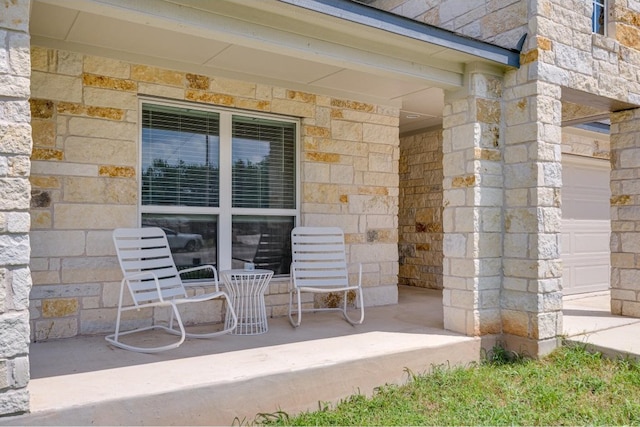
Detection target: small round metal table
<box><xmin>220</xmin><ymin>269</ymin><xmax>274</xmax><ymax>335</ymax></box>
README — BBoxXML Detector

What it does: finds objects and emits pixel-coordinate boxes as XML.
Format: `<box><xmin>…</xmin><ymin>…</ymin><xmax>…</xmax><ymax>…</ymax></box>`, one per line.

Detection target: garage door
<box><xmin>561</xmin><ymin>155</ymin><xmax>611</xmax><ymax>295</ymax></box>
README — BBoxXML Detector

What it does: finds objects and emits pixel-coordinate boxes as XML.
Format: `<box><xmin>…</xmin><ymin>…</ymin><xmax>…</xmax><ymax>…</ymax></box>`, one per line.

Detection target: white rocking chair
<box><xmin>107</xmin><ymin>227</ymin><xmax>237</xmax><ymax>353</ymax></box>
<box><xmin>289</xmin><ymin>226</ymin><xmax>364</xmax><ymax>327</ymax></box>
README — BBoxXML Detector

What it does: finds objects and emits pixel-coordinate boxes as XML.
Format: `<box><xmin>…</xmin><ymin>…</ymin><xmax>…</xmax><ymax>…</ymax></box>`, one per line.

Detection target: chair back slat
<box><xmin>113</xmin><ymin>227</ymin><xmax>188</xmax><ymax>303</ymax></box>
<box><xmin>291</xmin><ymin>227</ymin><xmax>351</xmax><ymax>289</ymax></box>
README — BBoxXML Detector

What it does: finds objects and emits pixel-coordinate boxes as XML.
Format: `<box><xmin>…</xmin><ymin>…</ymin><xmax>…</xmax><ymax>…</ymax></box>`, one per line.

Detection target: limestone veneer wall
<box><xmin>0</xmin><ymin>0</ymin><xmax>32</xmax><ymax>415</ymax></box>
<box><xmin>398</xmin><ymin>129</ymin><xmax>443</xmax><ymax>289</ymax></box>
<box><xmin>396</xmin><ymin>123</ymin><xmax>607</xmax><ymax>294</ymax></box>
<box><xmin>28</xmin><ymin>46</ymin><xmax>399</xmax><ymax>341</ymax></box>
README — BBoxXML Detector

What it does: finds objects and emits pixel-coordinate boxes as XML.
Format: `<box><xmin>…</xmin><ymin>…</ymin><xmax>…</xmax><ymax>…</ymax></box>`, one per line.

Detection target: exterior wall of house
<box><xmin>0</xmin><ymin>0</ymin><xmax>32</xmax><ymax>415</ymax></box>
<box><xmin>388</xmin><ymin>0</ymin><xmax>640</xmax><ymax>355</ymax></box>
<box><xmin>398</xmin><ymin>129</ymin><xmax>443</xmax><ymax>289</ymax></box>
<box><xmin>28</xmin><ymin>46</ymin><xmax>400</xmax><ymax>341</ymax></box>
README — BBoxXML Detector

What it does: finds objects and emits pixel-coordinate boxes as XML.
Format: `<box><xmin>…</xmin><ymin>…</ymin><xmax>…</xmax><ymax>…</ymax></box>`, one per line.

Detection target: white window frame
<box><xmin>138</xmin><ymin>97</ymin><xmax>300</xmax><ymax>272</ymax></box>
<box><xmin>592</xmin><ymin>0</ymin><xmax>607</xmax><ymax>35</ymax></box>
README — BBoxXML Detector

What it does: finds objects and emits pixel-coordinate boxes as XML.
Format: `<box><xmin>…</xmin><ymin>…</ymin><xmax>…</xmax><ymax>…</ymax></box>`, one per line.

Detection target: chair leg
<box><xmin>342</xmin><ymin>288</ymin><xmax>364</xmax><ymax>326</ymax></box>
<box><xmin>184</xmin><ymin>296</ymin><xmax>238</xmax><ymax>338</ymax></box>
<box><xmin>288</xmin><ymin>289</ymin><xmax>302</xmax><ymax>327</ymax></box>
<box><xmin>105</xmin><ymin>303</ymin><xmax>186</xmax><ymax>353</ymax></box>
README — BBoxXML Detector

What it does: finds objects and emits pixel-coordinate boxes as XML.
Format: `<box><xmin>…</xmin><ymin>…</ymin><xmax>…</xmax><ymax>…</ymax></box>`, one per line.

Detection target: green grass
<box><xmin>254</xmin><ymin>344</ymin><xmax>640</xmax><ymax>426</ymax></box>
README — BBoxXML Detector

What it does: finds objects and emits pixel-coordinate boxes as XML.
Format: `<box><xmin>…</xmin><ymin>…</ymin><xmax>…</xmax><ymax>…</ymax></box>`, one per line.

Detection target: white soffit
<box><xmin>28</xmin><ymin>0</ymin><xmax>511</xmax><ymax>131</ymax></box>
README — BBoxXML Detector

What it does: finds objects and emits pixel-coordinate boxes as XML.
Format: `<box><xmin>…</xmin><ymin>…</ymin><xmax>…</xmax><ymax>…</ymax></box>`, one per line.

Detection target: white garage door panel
<box><xmin>561</xmin><ymin>154</ymin><xmax>611</xmax><ymax>295</ymax></box>
<box><xmin>562</xmin><ymin>219</ymin><xmax>610</xmax><ymax>295</ymax></box>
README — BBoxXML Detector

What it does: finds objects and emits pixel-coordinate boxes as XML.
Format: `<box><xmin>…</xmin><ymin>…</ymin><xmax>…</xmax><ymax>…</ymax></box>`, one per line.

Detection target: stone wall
<box><xmin>398</xmin><ymin>129</ymin><xmax>443</xmax><ymax>289</ymax></box>
<box><xmin>610</xmin><ymin>109</ymin><xmax>640</xmax><ymax>316</ymax></box>
<box><xmin>29</xmin><ymin>46</ymin><xmax>400</xmax><ymax>340</ymax></box>
<box><xmin>0</xmin><ymin>0</ymin><xmax>32</xmax><ymax>415</ymax></box>
<box><xmin>366</xmin><ymin>0</ymin><xmax>527</xmax><ymax>50</ymax></box>
<box><xmin>519</xmin><ymin>0</ymin><xmax>640</xmax><ymax>105</ymax></box>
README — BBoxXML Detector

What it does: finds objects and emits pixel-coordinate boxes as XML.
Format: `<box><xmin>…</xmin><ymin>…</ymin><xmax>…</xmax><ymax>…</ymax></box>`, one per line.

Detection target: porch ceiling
<box><xmin>28</xmin><ymin>0</ymin><xmax>509</xmax><ymax>133</ymax></box>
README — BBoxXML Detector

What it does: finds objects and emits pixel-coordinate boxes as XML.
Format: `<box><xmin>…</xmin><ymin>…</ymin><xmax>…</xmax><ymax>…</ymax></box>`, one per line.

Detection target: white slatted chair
<box><xmin>289</xmin><ymin>226</ymin><xmax>364</xmax><ymax>327</ymax></box>
<box><xmin>107</xmin><ymin>227</ymin><xmax>237</xmax><ymax>353</ymax></box>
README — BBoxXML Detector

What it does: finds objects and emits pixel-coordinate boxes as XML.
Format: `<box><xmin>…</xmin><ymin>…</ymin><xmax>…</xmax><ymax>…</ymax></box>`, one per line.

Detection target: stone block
<box><xmin>0</xmin><ymin>361</ymin><xmax>7</xmax><ymax>390</ymax></box>
<box><xmin>443</xmin><ymin>305</ymin><xmax>468</xmax><ymax>334</ymax></box>
<box><xmin>621</xmin><ymin>232</ymin><xmax>640</xmax><ymax>253</ymax></box>
<box><xmin>501</xmin><ymin>308</ymin><xmax>530</xmax><ymax>337</ymax></box>
<box><xmin>42</xmin><ymin>298</ymin><xmax>78</xmax><ymax>318</ymax></box>
<box><xmin>621</xmin><ymin>300</ymin><xmax>640</xmax><ymax>317</ymax></box>
<box><xmin>86</xmin><ymin>231</ymin><xmax>116</xmax><ymax>256</ymax></box>
<box><xmin>34</xmin><ymin>317</ymin><xmax>78</xmax><ymax>341</ymax></box>
<box><xmin>271</xmin><ymin>99</ymin><xmax>314</xmax><ymax>117</ymax></box>
<box><xmin>449</xmin><ymin>288</ymin><xmax>476</xmax><ymax>308</ymax></box>
<box><xmin>67</xmin><ymin>117</ymin><xmax>136</xmax><ymax>140</ymax></box>
<box><xmin>10</xmin><ymin>267</ymin><xmax>31</xmax><ymax>310</ymax></box>
<box><xmin>0</xmin><ymin>235</ymin><xmax>29</xmax><ymax>266</ymax></box>
<box><xmin>6</xmin><ymin>212</ymin><xmax>29</xmax><ymax>233</ymax></box>
<box><xmin>0</xmin><ymin>312</ymin><xmax>29</xmax><ymax>357</ymax></box>
<box><xmin>332</xmin><ymin>120</ymin><xmax>363</xmax><ymax>141</ymax></box>
<box><xmin>30</xmin><ymin>230</ymin><xmax>85</xmax><ymax>257</ymax></box>
<box><xmin>0</xmin><ymin>389</ymin><xmax>29</xmax><ymax>418</ymax></box>
<box><xmin>443</xmin><ymin>233</ymin><xmax>466</xmax><ymax>258</ymax></box>
<box><xmin>330</xmin><ymin>164</ymin><xmax>354</xmax><ymax>184</ymax></box>
<box><xmin>9</xmin><ymin>356</ymin><xmax>29</xmax><ymax>389</ymax></box>
<box><xmin>0</xmin><ymin>178</ymin><xmax>29</xmax><ymax>210</ymax></box>
<box><xmin>32</xmin><ymin>160</ymin><xmax>97</xmax><ymax>178</ymax></box>
<box><xmin>54</xmin><ymin>204</ymin><xmax>136</xmax><ymax>229</ymax></box>
<box><xmin>30</xmin><ymin>271</ymin><xmax>60</xmax><ymax>286</ymax></box>
<box><xmin>210</xmin><ymin>77</ymin><xmax>256</xmax><ymax>97</ymax></box>
<box><xmin>31</xmin><ymin>71</ymin><xmax>82</xmax><ymax>102</ymax></box>
<box><xmin>362</xmin><ymin>123</ymin><xmax>398</xmax><ymax>144</ymax></box>
<box><xmin>64</xmin><ymin>177</ymin><xmax>136</xmax><ymax>204</ymax></box>
<box><xmin>61</xmin><ymin>256</ymin><xmax>121</xmax><ymax>284</ymax></box>
<box><xmin>351</xmin><ymin>243</ymin><xmax>397</xmax><ymax>263</ymax></box>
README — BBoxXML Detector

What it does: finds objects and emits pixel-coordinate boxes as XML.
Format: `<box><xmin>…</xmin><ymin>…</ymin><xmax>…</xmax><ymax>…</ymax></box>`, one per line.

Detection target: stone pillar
<box><xmin>0</xmin><ymin>0</ymin><xmax>33</xmax><ymax>415</ymax></box>
<box><xmin>501</xmin><ymin>77</ymin><xmax>563</xmax><ymax>357</ymax></box>
<box><xmin>610</xmin><ymin>108</ymin><xmax>640</xmax><ymax>317</ymax></box>
<box><xmin>442</xmin><ymin>63</ymin><xmax>504</xmax><ymax>336</ymax></box>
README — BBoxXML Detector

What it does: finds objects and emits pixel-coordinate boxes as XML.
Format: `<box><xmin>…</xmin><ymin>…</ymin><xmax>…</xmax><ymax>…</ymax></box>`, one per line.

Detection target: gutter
<box><xmin>279</xmin><ymin>0</ymin><xmax>522</xmax><ymax>68</ymax></box>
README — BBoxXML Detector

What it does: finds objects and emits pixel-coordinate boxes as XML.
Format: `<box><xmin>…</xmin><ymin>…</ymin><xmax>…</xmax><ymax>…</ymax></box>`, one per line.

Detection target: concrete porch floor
<box><xmin>2</xmin><ymin>286</ymin><xmax>637</xmax><ymax>426</ymax></box>
<box><xmin>4</xmin><ymin>286</ymin><xmax>481</xmax><ymax>426</ymax></box>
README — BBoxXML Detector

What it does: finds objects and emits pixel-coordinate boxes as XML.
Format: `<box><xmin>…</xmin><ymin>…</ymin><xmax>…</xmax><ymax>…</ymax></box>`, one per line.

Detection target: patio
<box><xmin>3</xmin><ymin>286</ymin><xmax>481</xmax><ymax>426</ymax></box>
<box><xmin>0</xmin><ymin>286</ymin><xmax>624</xmax><ymax>426</ymax></box>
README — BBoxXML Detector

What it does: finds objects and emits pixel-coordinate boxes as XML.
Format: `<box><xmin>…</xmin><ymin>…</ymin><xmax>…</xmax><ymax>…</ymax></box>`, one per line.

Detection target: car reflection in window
<box><xmin>160</xmin><ymin>227</ymin><xmax>204</xmax><ymax>252</ymax></box>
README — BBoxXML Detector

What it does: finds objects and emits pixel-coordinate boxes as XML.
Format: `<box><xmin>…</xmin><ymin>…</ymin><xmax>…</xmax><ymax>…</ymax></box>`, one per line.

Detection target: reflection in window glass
<box><xmin>231</xmin><ymin>216</ymin><xmax>294</xmax><ymax>275</ymax></box>
<box><xmin>142</xmin><ymin>104</ymin><xmax>220</xmax><ymax>207</ymax></box>
<box><xmin>232</xmin><ymin>116</ymin><xmax>296</xmax><ymax>209</ymax></box>
<box><xmin>141</xmin><ymin>214</ymin><xmax>218</xmax><ymax>279</ymax></box>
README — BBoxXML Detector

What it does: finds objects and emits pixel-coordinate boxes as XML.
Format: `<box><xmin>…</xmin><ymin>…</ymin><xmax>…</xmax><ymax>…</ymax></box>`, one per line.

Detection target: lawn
<box><xmin>254</xmin><ymin>344</ymin><xmax>640</xmax><ymax>426</ymax></box>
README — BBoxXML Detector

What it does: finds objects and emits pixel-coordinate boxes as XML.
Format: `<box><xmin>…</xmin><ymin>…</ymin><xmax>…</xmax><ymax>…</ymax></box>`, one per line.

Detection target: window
<box><xmin>592</xmin><ymin>0</ymin><xmax>606</xmax><ymax>35</ymax></box>
<box><xmin>140</xmin><ymin>101</ymin><xmax>298</xmax><ymax>277</ymax></box>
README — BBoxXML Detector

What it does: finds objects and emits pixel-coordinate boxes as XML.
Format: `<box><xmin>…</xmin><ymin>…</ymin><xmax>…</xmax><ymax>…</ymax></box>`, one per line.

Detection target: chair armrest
<box><xmin>122</xmin><ymin>271</ymin><xmax>162</xmax><ymax>305</ymax></box>
<box><xmin>179</xmin><ymin>264</ymin><xmax>219</xmax><ymax>291</ymax></box>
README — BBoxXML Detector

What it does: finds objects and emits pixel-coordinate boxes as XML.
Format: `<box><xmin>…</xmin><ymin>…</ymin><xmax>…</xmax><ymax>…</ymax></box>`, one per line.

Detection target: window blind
<box><xmin>232</xmin><ymin>116</ymin><xmax>296</xmax><ymax>209</ymax></box>
<box><xmin>141</xmin><ymin>104</ymin><xmax>220</xmax><ymax>207</ymax></box>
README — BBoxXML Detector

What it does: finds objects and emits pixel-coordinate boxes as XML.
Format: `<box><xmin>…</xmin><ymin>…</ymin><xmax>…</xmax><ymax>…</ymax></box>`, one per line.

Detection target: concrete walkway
<box><xmin>1</xmin><ymin>287</ymin><xmax>639</xmax><ymax>425</ymax></box>
<box><xmin>563</xmin><ymin>291</ymin><xmax>640</xmax><ymax>360</ymax></box>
